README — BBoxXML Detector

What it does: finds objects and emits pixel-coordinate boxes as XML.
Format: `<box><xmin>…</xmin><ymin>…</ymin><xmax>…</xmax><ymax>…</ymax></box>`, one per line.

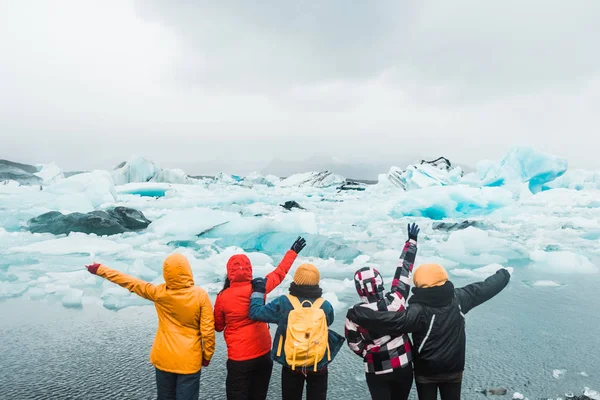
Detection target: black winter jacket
<box><xmin>346</xmin><ymin>269</ymin><xmax>511</xmax><ymax>376</ymax></box>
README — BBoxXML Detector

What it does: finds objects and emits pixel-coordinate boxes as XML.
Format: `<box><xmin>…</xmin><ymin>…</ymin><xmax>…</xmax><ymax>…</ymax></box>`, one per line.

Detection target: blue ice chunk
<box><xmin>390</xmin><ymin>187</ymin><xmax>509</xmax><ymax>220</ymax></box>
<box><xmin>121</xmin><ymin>187</ymin><xmax>167</xmax><ymax>197</ymax></box>
<box><xmin>478</xmin><ymin>147</ymin><xmax>568</xmax><ymax>193</ymax></box>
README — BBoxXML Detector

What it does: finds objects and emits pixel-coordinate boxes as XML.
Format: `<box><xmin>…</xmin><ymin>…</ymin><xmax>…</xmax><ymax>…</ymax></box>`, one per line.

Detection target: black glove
<box><xmin>408</xmin><ymin>223</ymin><xmax>420</xmax><ymax>241</ymax></box>
<box><xmin>290</xmin><ymin>236</ymin><xmax>307</xmax><ymax>254</ymax></box>
<box><xmin>251</xmin><ymin>277</ymin><xmax>267</xmax><ymax>294</ymax></box>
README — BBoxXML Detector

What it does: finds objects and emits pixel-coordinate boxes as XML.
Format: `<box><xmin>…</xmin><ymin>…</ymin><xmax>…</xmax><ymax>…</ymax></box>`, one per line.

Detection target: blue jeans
<box><xmin>155</xmin><ymin>368</ymin><xmax>201</xmax><ymax>400</ymax></box>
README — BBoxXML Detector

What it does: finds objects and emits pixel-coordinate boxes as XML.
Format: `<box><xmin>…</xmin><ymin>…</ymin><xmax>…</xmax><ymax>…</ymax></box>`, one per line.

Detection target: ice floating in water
<box><xmin>112</xmin><ymin>156</ymin><xmax>194</xmax><ymax>185</ymax></box>
<box><xmin>118</xmin><ymin>183</ymin><xmax>172</xmax><ymax>197</ymax></box>
<box><xmin>584</xmin><ymin>388</ymin><xmax>600</xmax><ymax>400</ymax></box>
<box><xmin>387</xmin><ymin>161</ymin><xmax>463</xmax><ymax>191</ymax></box>
<box><xmin>9</xmin><ymin>234</ymin><xmax>132</xmax><ymax>255</ymax></box>
<box><xmin>149</xmin><ymin>209</ymin><xmax>241</xmax><ymax>238</ymax></box>
<box><xmin>61</xmin><ymin>288</ymin><xmax>83</xmax><ymax>308</ymax></box>
<box><xmin>243</xmin><ymin>172</ymin><xmax>280</xmax><ymax>187</ymax></box>
<box><xmin>450</xmin><ymin>264</ymin><xmax>512</xmax><ymax>278</ymax></box>
<box><xmin>389</xmin><ymin>186</ymin><xmax>512</xmax><ymax>220</ymax></box>
<box><xmin>277</xmin><ymin>171</ymin><xmax>345</xmax><ymax>188</ymax></box>
<box><xmin>198</xmin><ymin>214</ymin><xmax>359</xmax><ymax>262</ymax></box>
<box><xmin>475</xmin><ymin>147</ymin><xmax>568</xmax><ymax>193</ymax></box>
<box><xmin>34</xmin><ymin>162</ymin><xmax>64</xmax><ymax>184</ymax></box>
<box><xmin>530</xmin><ymin>250</ymin><xmax>598</xmax><ymax>274</ymax></box>
<box><xmin>532</xmin><ymin>280</ymin><xmax>561</xmax><ymax>287</ymax></box>
<box><xmin>553</xmin><ymin>369</ymin><xmax>566</xmax><ymax>379</ymax></box>
<box><xmin>46</xmin><ymin>170</ymin><xmax>117</xmax><ymax>210</ymax></box>
<box><xmin>543</xmin><ymin>169</ymin><xmax>600</xmax><ymax>191</ymax></box>
<box><xmin>437</xmin><ymin>228</ymin><xmax>524</xmax><ymax>265</ymax></box>
<box><xmin>512</xmin><ymin>393</ymin><xmax>525</xmax><ymax>400</ymax></box>
<box><xmin>112</xmin><ymin>156</ymin><xmax>158</xmax><ymax>185</ymax></box>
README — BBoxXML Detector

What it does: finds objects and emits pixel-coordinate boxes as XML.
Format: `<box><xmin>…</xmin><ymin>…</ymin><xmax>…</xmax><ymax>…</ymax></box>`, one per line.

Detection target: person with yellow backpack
<box><xmin>248</xmin><ymin>263</ymin><xmax>345</xmax><ymax>400</ymax></box>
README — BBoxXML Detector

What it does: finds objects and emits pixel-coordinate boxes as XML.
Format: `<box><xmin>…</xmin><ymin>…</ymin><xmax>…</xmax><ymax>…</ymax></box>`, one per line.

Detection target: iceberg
<box><xmin>437</xmin><ymin>228</ymin><xmax>525</xmax><ymax>265</ymax></box>
<box><xmin>197</xmin><ymin>213</ymin><xmax>360</xmax><ymax>262</ymax></box>
<box><xmin>390</xmin><ymin>186</ymin><xmax>512</xmax><ymax>220</ymax></box>
<box><xmin>46</xmin><ymin>170</ymin><xmax>117</xmax><ymax>210</ymax></box>
<box><xmin>542</xmin><ymin>169</ymin><xmax>600</xmax><ymax>191</ymax></box>
<box><xmin>386</xmin><ymin>157</ymin><xmax>464</xmax><ymax>190</ymax></box>
<box><xmin>529</xmin><ymin>250</ymin><xmax>598</xmax><ymax>274</ymax></box>
<box><xmin>34</xmin><ymin>162</ymin><xmax>64</xmax><ymax>184</ymax></box>
<box><xmin>277</xmin><ymin>171</ymin><xmax>345</xmax><ymax>188</ymax></box>
<box><xmin>112</xmin><ymin>156</ymin><xmax>195</xmax><ymax>185</ymax></box>
<box><xmin>149</xmin><ymin>208</ymin><xmax>241</xmax><ymax>238</ymax></box>
<box><xmin>243</xmin><ymin>172</ymin><xmax>280</xmax><ymax>187</ymax></box>
<box><xmin>475</xmin><ymin>147</ymin><xmax>568</xmax><ymax>193</ymax></box>
<box><xmin>151</xmin><ymin>168</ymin><xmax>193</xmax><ymax>184</ymax></box>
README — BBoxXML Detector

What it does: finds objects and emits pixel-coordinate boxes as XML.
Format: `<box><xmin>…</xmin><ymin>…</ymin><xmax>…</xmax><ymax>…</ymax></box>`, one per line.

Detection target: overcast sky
<box><xmin>1</xmin><ymin>0</ymin><xmax>599</xmax><ymax>175</ymax></box>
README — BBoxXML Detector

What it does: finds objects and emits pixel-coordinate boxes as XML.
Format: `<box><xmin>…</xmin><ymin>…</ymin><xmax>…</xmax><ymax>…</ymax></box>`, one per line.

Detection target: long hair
<box><xmin>219</xmin><ymin>276</ymin><xmax>231</xmax><ymax>294</ymax></box>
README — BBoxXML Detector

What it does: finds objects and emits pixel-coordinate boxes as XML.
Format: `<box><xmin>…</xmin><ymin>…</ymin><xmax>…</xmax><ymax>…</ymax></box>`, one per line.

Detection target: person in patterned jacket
<box><xmin>345</xmin><ymin>223</ymin><xmax>420</xmax><ymax>400</ymax></box>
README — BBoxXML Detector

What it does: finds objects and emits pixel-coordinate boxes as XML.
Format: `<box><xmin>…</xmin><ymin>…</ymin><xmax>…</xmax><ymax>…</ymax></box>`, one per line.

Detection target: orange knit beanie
<box><xmin>413</xmin><ymin>264</ymin><xmax>448</xmax><ymax>288</ymax></box>
<box><xmin>293</xmin><ymin>263</ymin><xmax>320</xmax><ymax>286</ymax></box>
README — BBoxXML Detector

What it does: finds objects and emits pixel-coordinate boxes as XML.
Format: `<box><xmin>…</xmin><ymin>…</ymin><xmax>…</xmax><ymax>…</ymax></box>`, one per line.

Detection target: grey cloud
<box><xmin>137</xmin><ymin>0</ymin><xmax>600</xmax><ymax>98</ymax></box>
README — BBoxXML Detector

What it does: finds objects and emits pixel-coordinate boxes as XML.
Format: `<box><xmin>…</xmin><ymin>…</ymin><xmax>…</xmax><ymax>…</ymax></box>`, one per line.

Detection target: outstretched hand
<box><xmin>86</xmin><ymin>263</ymin><xmax>101</xmax><ymax>275</ymax></box>
<box><xmin>251</xmin><ymin>277</ymin><xmax>267</xmax><ymax>294</ymax></box>
<box><xmin>407</xmin><ymin>223</ymin><xmax>420</xmax><ymax>241</ymax></box>
<box><xmin>290</xmin><ymin>236</ymin><xmax>307</xmax><ymax>254</ymax></box>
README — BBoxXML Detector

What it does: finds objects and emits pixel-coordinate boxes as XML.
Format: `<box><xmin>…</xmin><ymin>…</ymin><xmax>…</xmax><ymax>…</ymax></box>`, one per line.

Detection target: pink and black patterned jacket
<box><xmin>344</xmin><ymin>239</ymin><xmax>417</xmax><ymax>375</ymax></box>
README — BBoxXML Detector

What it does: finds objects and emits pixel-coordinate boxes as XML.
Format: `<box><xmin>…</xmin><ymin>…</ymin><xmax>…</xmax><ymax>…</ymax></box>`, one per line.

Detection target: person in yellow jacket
<box><xmin>86</xmin><ymin>253</ymin><xmax>215</xmax><ymax>400</ymax></box>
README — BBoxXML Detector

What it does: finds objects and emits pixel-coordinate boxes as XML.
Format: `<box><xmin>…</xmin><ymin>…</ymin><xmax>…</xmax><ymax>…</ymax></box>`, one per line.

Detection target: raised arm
<box><xmin>87</xmin><ymin>263</ymin><xmax>159</xmax><ymax>301</ymax></box>
<box><xmin>199</xmin><ymin>290</ymin><xmax>216</xmax><ymax>364</ymax></box>
<box><xmin>248</xmin><ymin>277</ymin><xmax>283</xmax><ymax>324</ymax></box>
<box><xmin>389</xmin><ymin>223</ymin><xmax>419</xmax><ymax>301</ymax></box>
<box><xmin>265</xmin><ymin>237</ymin><xmax>305</xmax><ymax>293</ymax></box>
<box><xmin>455</xmin><ymin>268</ymin><xmax>511</xmax><ymax>314</ymax></box>
<box><xmin>346</xmin><ymin>304</ymin><xmax>425</xmax><ymax>336</ymax></box>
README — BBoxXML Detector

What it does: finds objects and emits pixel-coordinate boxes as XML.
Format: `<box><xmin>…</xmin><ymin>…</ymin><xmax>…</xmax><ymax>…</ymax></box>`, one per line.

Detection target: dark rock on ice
<box><xmin>420</xmin><ymin>156</ymin><xmax>454</xmax><ymax>171</ymax></box>
<box><xmin>432</xmin><ymin>220</ymin><xmax>481</xmax><ymax>231</ymax></box>
<box><xmin>337</xmin><ymin>181</ymin><xmax>366</xmax><ymax>191</ymax></box>
<box><xmin>280</xmin><ymin>201</ymin><xmax>305</xmax><ymax>211</ymax></box>
<box><xmin>27</xmin><ymin>207</ymin><xmax>151</xmax><ymax>236</ymax></box>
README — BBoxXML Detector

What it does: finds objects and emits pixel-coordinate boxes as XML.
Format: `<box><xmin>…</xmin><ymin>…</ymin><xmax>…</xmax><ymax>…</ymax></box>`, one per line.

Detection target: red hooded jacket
<box><xmin>214</xmin><ymin>250</ymin><xmax>298</xmax><ymax>361</ymax></box>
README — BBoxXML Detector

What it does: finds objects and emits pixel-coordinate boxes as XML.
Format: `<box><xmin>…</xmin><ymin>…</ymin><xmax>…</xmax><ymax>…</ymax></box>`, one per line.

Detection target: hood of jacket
<box><xmin>410</xmin><ymin>281</ymin><xmax>455</xmax><ymax>308</ymax></box>
<box><xmin>227</xmin><ymin>254</ymin><xmax>253</xmax><ymax>283</ymax></box>
<box><xmin>163</xmin><ymin>253</ymin><xmax>194</xmax><ymax>290</ymax></box>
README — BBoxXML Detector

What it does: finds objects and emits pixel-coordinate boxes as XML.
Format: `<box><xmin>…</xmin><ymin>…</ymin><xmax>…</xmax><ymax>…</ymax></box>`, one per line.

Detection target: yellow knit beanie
<box><xmin>413</xmin><ymin>264</ymin><xmax>448</xmax><ymax>288</ymax></box>
<box><xmin>293</xmin><ymin>263</ymin><xmax>320</xmax><ymax>286</ymax></box>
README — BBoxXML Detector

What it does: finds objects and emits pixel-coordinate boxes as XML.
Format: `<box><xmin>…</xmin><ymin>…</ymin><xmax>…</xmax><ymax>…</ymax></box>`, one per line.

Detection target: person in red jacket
<box><xmin>214</xmin><ymin>236</ymin><xmax>306</xmax><ymax>400</ymax></box>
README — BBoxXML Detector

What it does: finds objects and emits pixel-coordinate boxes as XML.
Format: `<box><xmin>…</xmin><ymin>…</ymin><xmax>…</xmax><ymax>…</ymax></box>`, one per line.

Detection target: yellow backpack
<box><xmin>276</xmin><ymin>294</ymin><xmax>331</xmax><ymax>372</ymax></box>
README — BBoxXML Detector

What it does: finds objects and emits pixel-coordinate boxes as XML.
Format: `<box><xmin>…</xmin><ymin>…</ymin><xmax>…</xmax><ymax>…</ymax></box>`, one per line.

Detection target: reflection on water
<box><xmin>1</xmin><ymin>275</ymin><xmax>599</xmax><ymax>399</ymax></box>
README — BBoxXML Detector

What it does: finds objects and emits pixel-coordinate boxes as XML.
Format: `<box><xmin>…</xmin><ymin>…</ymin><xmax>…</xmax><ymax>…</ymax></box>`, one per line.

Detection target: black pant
<box><xmin>415</xmin><ymin>382</ymin><xmax>462</xmax><ymax>400</ymax></box>
<box><xmin>281</xmin><ymin>366</ymin><xmax>328</xmax><ymax>400</ymax></box>
<box><xmin>365</xmin><ymin>364</ymin><xmax>414</xmax><ymax>400</ymax></box>
<box><xmin>155</xmin><ymin>368</ymin><xmax>201</xmax><ymax>400</ymax></box>
<box><xmin>226</xmin><ymin>353</ymin><xmax>274</xmax><ymax>400</ymax></box>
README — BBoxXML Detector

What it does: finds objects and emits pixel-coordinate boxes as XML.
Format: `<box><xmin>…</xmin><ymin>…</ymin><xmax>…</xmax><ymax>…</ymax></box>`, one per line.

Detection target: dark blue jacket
<box><xmin>249</xmin><ymin>293</ymin><xmax>345</xmax><ymax>370</ymax></box>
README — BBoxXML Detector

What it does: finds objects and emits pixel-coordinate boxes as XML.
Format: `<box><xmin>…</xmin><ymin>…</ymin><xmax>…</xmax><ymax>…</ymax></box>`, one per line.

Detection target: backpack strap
<box><xmin>286</xmin><ymin>294</ymin><xmax>303</xmax><ymax>310</ymax></box>
<box><xmin>311</xmin><ymin>297</ymin><xmax>325</xmax><ymax>309</ymax></box>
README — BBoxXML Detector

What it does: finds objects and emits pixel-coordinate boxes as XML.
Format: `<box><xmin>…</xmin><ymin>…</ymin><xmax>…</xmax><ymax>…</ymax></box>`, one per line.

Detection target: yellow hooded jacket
<box><xmin>98</xmin><ymin>254</ymin><xmax>215</xmax><ymax>374</ymax></box>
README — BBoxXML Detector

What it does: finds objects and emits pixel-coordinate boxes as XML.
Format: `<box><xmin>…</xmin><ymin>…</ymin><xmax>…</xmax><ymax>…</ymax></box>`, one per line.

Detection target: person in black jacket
<box><xmin>346</xmin><ymin>263</ymin><xmax>511</xmax><ymax>400</ymax></box>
